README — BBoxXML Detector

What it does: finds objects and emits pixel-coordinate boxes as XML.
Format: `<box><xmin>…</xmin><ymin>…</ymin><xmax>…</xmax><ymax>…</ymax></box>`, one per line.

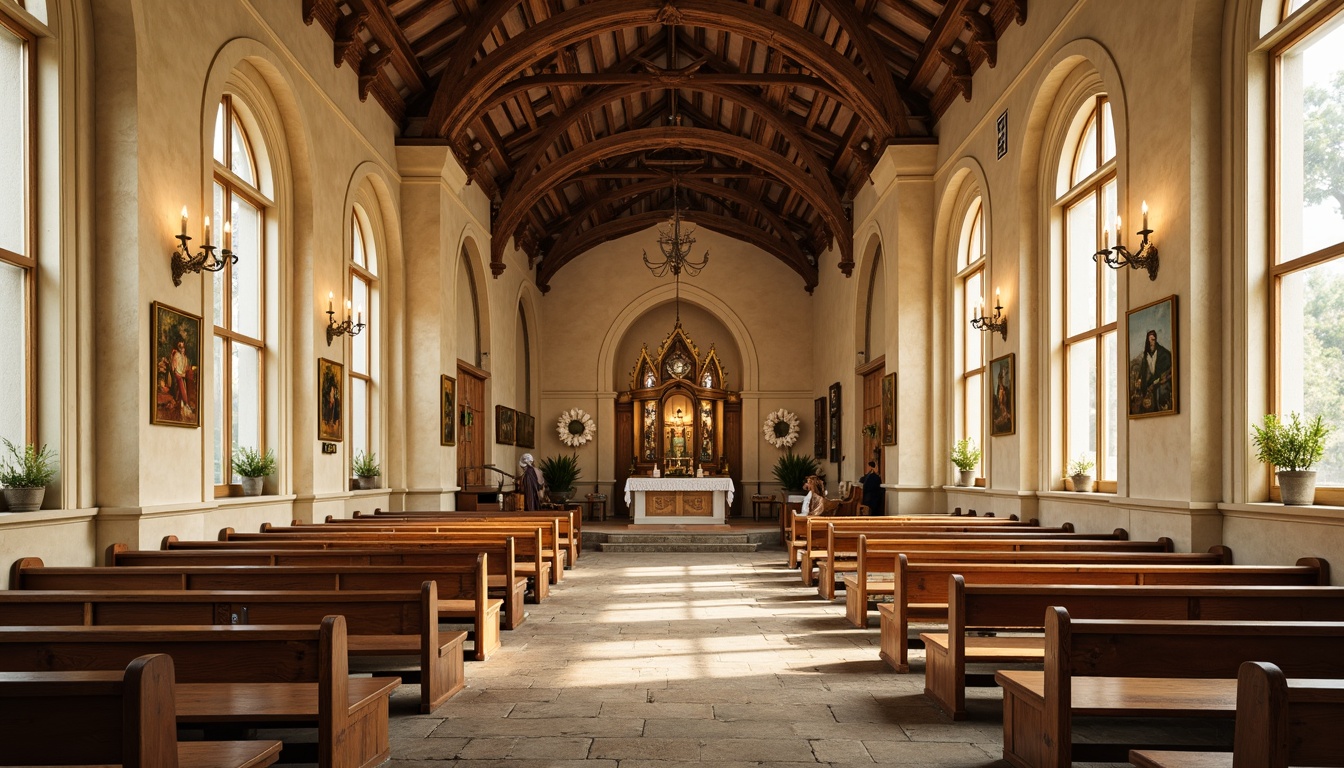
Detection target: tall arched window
<box><xmin>349</xmin><ymin>206</ymin><xmax>378</xmax><ymax>465</ymax></box>
<box><xmin>212</xmin><ymin>95</ymin><xmax>271</xmax><ymax>493</ymax></box>
<box><xmin>1057</xmin><ymin>95</ymin><xmax>1118</xmax><ymax>487</ymax></box>
<box><xmin>0</xmin><ymin>13</ymin><xmax>34</xmax><ymax>448</ymax></box>
<box><xmin>1271</xmin><ymin>1</ymin><xmax>1344</xmax><ymax>498</ymax></box>
<box><xmin>956</xmin><ymin>196</ymin><xmax>987</xmax><ymax>460</ymax></box>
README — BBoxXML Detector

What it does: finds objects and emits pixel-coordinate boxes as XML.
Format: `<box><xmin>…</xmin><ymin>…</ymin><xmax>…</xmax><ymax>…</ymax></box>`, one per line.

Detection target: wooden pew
<box><xmin>0</xmin><ymin>582</ymin><xmax>466</xmax><ymax>713</ymax></box>
<box><xmin>121</xmin><ymin>538</ymin><xmax>533</xmax><ymax>628</ymax></box>
<box><xmin>924</xmin><ymin>577</ymin><xmax>1344</xmax><ymax>719</ymax></box>
<box><xmin>877</xmin><ymin>555</ymin><xmax>1330</xmax><ymax>672</ymax></box>
<box><xmin>1130</xmin><ymin>661</ymin><xmax>1344</xmax><ymax>768</ymax></box>
<box><xmin>788</xmin><ymin>515</ymin><xmax>1040</xmax><ymax>572</ymax></box>
<box><xmin>0</xmin><ymin>617</ymin><xmax>399</xmax><ymax>768</ymax></box>
<box><xmin>12</xmin><ymin>556</ymin><xmax>503</xmax><ymax>661</ymax></box>
<box><xmin>349</xmin><ymin>508</ymin><xmax>582</xmax><ymax>563</ymax></box>
<box><xmin>299</xmin><ymin>517</ymin><xmax>572</xmax><ymax>574</ymax></box>
<box><xmin>0</xmin><ymin>653</ymin><xmax>283</xmax><ymax>768</ymax></box>
<box><xmin>996</xmin><ymin>609</ymin><xmax>1344</xmax><ymax>768</ymax></box>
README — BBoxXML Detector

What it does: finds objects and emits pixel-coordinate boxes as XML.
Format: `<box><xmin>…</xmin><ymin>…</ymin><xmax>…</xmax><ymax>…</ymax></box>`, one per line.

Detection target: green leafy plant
<box><xmin>1068</xmin><ymin>456</ymin><xmax>1095</xmax><ymax>476</ymax></box>
<box><xmin>1252</xmin><ymin>412</ymin><xmax>1332</xmax><ymax>472</ymax></box>
<box><xmin>352</xmin><ymin>450</ymin><xmax>381</xmax><ymax>478</ymax></box>
<box><xmin>772</xmin><ymin>450</ymin><xmax>819</xmax><ymax>493</ymax></box>
<box><xmin>0</xmin><ymin>439</ymin><xmax>58</xmax><ymax>488</ymax></box>
<box><xmin>231</xmin><ymin>446</ymin><xmax>277</xmax><ymax>478</ymax></box>
<box><xmin>950</xmin><ymin>438</ymin><xmax>981</xmax><ymax>472</ymax></box>
<box><xmin>539</xmin><ymin>454</ymin><xmax>582</xmax><ymax>492</ymax></box>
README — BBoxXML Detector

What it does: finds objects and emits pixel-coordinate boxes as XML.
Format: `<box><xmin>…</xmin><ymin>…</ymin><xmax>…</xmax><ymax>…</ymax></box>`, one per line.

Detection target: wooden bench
<box><xmin>924</xmin><ymin>577</ymin><xmax>1344</xmax><ymax>719</ymax></box>
<box><xmin>310</xmin><ymin>517</ymin><xmax>573</xmax><ymax>575</ymax></box>
<box><xmin>0</xmin><ymin>617</ymin><xmax>399</xmax><ymax>768</ymax></box>
<box><xmin>1130</xmin><ymin>661</ymin><xmax>1344</xmax><ymax>768</ymax></box>
<box><xmin>877</xmin><ymin>555</ymin><xmax>1330</xmax><ymax>672</ymax></box>
<box><xmin>996</xmin><ymin>608</ymin><xmax>1344</xmax><ymax>767</ymax></box>
<box><xmin>788</xmin><ymin>515</ymin><xmax>1041</xmax><ymax>574</ymax></box>
<box><xmin>345</xmin><ymin>508</ymin><xmax>582</xmax><ymax>565</ymax></box>
<box><xmin>0</xmin><ymin>582</ymin><xmax>466</xmax><ymax>713</ymax></box>
<box><xmin>0</xmin><ymin>653</ymin><xmax>283</xmax><ymax>768</ymax></box>
<box><xmin>13</xmin><ymin>556</ymin><xmax>503</xmax><ymax>661</ymax></box>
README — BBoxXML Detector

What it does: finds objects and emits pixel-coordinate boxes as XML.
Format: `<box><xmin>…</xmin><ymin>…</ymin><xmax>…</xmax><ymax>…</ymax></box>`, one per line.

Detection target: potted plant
<box><xmin>1251</xmin><ymin>412</ymin><xmax>1332</xmax><ymax>506</ymax></box>
<box><xmin>352</xmin><ymin>450</ymin><xmax>381</xmax><ymax>490</ymax></box>
<box><xmin>950</xmin><ymin>438</ymin><xmax>980</xmax><ymax>487</ymax></box>
<box><xmin>772</xmin><ymin>450</ymin><xmax>819</xmax><ymax>494</ymax></box>
<box><xmin>0</xmin><ymin>439</ymin><xmax>58</xmax><ymax>512</ymax></box>
<box><xmin>1068</xmin><ymin>456</ymin><xmax>1095</xmax><ymax>493</ymax></box>
<box><xmin>232</xmin><ymin>446</ymin><xmax>276</xmax><ymax>497</ymax></box>
<box><xmin>539</xmin><ymin>454</ymin><xmax>582</xmax><ymax>504</ymax></box>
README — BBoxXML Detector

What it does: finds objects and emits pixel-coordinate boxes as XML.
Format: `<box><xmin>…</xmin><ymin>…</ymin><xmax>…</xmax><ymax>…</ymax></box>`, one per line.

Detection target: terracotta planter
<box><xmin>239</xmin><ymin>476</ymin><xmax>265</xmax><ymax>497</ymax></box>
<box><xmin>2</xmin><ymin>487</ymin><xmax>45</xmax><ymax>512</ymax></box>
<box><xmin>1071</xmin><ymin>474</ymin><xmax>1094</xmax><ymax>493</ymax></box>
<box><xmin>1277</xmin><ymin>470</ymin><xmax>1316</xmax><ymax>506</ymax></box>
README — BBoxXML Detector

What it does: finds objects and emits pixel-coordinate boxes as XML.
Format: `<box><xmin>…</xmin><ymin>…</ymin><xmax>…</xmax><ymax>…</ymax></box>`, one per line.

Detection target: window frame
<box><xmin>1268</xmin><ymin>1</ymin><xmax>1344</xmax><ymax>504</ymax></box>
<box><xmin>348</xmin><ymin>207</ymin><xmax>377</xmax><ymax>472</ymax></box>
<box><xmin>0</xmin><ymin>11</ymin><xmax>36</xmax><ymax>447</ymax></box>
<box><xmin>956</xmin><ymin>195</ymin><xmax>987</xmax><ymax>477</ymax></box>
<box><xmin>212</xmin><ymin>94</ymin><xmax>271</xmax><ymax>497</ymax></box>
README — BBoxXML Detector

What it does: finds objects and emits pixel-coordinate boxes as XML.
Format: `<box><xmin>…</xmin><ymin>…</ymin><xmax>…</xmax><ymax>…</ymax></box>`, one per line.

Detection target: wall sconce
<box><xmin>1094</xmin><ymin>201</ymin><xmax>1159</xmax><ymax>280</ymax></box>
<box><xmin>970</xmin><ymin>287</ymin><xmax>1008</xmax><ymax>340</ymax></box>
<box><xmin>171</xmin><ymin>207</ymin><xmax>237</xmax><ymax>286</ymax></box>
<box><xmin>325</xmin><ymin>291</ymin><xmax>365</xmax><ymax>346</ymax></box>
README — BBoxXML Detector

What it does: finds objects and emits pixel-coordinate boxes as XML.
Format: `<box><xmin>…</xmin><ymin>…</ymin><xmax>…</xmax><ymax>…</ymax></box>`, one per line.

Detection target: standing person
<box><xmin>800</xmin><ymin>475</ymin><xmax>825</xmax><ymax>515</ymax></box>
<box><xmin>860</xmin><ymin>461</ymin><xmax>885</xmax><ymax>516</ymax></box>
<box><xmin>520</xmin><ymin>453</ymin><xmax>543</xmax><ymax>511</ymax></box>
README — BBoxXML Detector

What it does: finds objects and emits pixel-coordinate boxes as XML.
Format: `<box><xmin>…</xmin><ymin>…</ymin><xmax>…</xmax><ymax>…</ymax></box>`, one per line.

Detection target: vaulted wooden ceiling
<box><xmin>303</xmin><ymin>0</ymin><xmax>1027</xmax><ymax>291</ymax></box>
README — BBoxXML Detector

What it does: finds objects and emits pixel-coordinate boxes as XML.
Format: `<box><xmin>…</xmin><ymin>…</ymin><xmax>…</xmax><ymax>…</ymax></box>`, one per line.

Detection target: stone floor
<box><xmin>381</xmin><ymin>549</ymin><xmax>1227</xmax><ymax>768</ymax></box>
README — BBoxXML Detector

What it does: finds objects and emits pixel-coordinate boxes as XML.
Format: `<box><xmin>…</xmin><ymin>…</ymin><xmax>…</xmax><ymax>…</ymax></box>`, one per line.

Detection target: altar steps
<box><xmin>597</xmin><ymin>532</ymin><xmax>766</xmax><ymax>553</ymax></box>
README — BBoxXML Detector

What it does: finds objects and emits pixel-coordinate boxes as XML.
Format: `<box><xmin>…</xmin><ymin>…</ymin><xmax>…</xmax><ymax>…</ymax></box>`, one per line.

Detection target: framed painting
<box><xmin>517</xmin><ymin>412</ymin><xmax>535</xmax><ymax>449</ymax></box>
<box><xmin>151</xmin><ymin>302</ymin><xmax>202</xmax><ymax>428</ymax></box>
<box><xmin>989</xmin><ymin>353</ymin><xmax>1016</xmax><ymax>436</ymax></box>
<box><xmin>440</xmin><ymin>375</ymin><xmax>456</xmax><ymax>446</ymax></box>
<box><xmin>813</xmin><ymin>396</ymin><xmax>827</xmax><ymax>460</ymax></box>
<box><xmin>828</xmin><ymin>382</ymin><xmax>842</xmax><ymax>464</ymax></box>
<box><xmin>318</xmin><ymin>358</ymin><xmax>344</xmax><ymax>441</ymax></box>
<box><xmin>1127</xmin><ymin>295</ymin><xmax>1179</xmax><ymax>418</ymax></box>
<box><xmin>496</xmin><ymin>405</ymin><xmax>516</xmax><ymax>445</ymax></box>
<box><xmin>881</xmin><ymin>372</ymin><xmax>897</xmax><ymax>445</ymax></box>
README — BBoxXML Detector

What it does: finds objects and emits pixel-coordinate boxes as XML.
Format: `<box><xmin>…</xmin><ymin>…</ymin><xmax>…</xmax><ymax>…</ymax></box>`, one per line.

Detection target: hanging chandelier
<box><xmin>643</xmin><ymin>182</ymin><xmax>709</xmax><ymax>278</ymax></box>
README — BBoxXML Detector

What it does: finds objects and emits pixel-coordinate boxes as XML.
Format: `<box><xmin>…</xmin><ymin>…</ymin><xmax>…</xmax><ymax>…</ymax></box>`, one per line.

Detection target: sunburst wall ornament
<box><xmin>763</xmin><ymin>409</ymin><xmax>800</xmax><ymax>449</ymax></box>
<box><xmin>557</xmin><ymin>408</ymin><xmax>596</xmax><ymax>448</ymax></box>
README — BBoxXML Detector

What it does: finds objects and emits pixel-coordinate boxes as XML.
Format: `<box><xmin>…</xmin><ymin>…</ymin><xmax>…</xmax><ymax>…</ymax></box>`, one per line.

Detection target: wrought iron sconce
<box><xmin>171</xmin><ymin>207</ymin><xmax>237</xmax><ymax>286</ymax></box>
<box><xmin>970</xmin><ymin>287</ymin><xmax>1008</xmax><ymax>340</ymax></box>
<box><xmin>1094</xmin><ymin>201</ymin><xmax>1159</xmax><ymax>280</ymax></box>
<box><xmin>325</xmin><ymin>291</ymin><xmax>365</xmax><ymax>346</ymax></box>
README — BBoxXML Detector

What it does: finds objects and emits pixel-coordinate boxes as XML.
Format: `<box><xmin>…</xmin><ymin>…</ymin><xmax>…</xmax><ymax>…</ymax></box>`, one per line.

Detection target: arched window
<box><xmin>0</xmin><ymin>13</ymin><xmax>34</xmax><ymax>448</ymax></box>
<box><xmin>956</xmin><ymin>196</ymin><xmax>987</xmax><ymax>461</ymax></box>
<box><xmin>1271</xmin><ymin>1</ymin><xmax>1344</xmax><ymax>497</ymax></box>
<box><xmin>1056</xmin><ymin>95</ymin><xmax>1118</xmax><ymax>487</ymax></box>
<box><xmin>349</xmin><ymin>206</ymin><xmax>378</xmax><ymax>466</ymax></box>
<box><xmin>212</xmin><ymin>95</ymin><xmax>271</xmax><ymax>493</ymax></box>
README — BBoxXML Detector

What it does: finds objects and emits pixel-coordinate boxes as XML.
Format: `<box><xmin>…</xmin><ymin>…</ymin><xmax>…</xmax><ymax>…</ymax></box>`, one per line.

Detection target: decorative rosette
<box><xmin>762</xmin><ymin>409</ymin><xmax>800</xmax><ymax>449</ymax></box>
<box><xmin>557</xmin><ymin>408</ymin><xmax>596</xmax><ymax>448</ymax></box>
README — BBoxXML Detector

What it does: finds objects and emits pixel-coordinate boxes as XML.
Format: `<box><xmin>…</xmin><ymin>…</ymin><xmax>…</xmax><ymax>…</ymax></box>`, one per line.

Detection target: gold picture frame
<box><xmin>441</xmin><ymin>375</ymin><xmax>456</xmax><ymax>446</ymax></box>
<box><xmin>318</xmin><ymin>358</ymin><xmax>344</xmax><ymax>442</ymax></box>
<box><xmin>151</xmin><ymin>301</ymin><xmax>202</xmax><ymax>428</ymax></box>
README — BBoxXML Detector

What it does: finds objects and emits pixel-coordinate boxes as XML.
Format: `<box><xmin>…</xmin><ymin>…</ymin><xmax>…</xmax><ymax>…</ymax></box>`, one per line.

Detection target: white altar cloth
<box><xmin>623</xmin><ymin>477</ymin><xmax>736</xmax><ymax>525</ymax></box>
<box><xmin>623</xmin><ymin>477</ymin><xmax>736</xmax><ymax>506</ymax></box>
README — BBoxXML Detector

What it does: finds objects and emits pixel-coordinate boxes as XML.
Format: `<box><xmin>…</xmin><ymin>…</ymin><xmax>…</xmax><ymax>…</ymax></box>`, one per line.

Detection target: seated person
<box><xmin>800</xmin><ymin>475</ymin><xmax>825</xmax><ymax>515</ymax></box>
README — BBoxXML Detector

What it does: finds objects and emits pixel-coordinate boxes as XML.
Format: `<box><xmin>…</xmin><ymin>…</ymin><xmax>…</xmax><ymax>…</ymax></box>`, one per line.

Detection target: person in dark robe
<box><xmin>860</xmin><ymin>461</ymin><xmax>885</xmax><ymax>516</ymax></box>
<box><xmin>520</xmin><ymin>453</ymin><xmax>543</xmax><ymax>511</ymax></box>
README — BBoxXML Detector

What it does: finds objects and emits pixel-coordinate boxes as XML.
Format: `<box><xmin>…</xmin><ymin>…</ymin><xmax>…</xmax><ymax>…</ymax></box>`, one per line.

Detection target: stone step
<box><xmin>604</xmin><ymin>533</ymin><xmax>751</xmax><ymax>545</ymax></box>
<box><xmin>599</xmin><ymin>543</ymin><xmax>760</xmax><ymax>553</ymax></box>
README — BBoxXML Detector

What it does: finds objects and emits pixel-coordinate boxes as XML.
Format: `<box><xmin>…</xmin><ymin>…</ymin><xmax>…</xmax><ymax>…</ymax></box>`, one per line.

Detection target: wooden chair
<box><xmin>750</xmin><ymin>494</ymin><xmax>781</xmax><ymax>522</ymax></box>
<box><xmin>585</xmin><ymin>493</ymin><xmax>608</xmax><ymax>521</ymax></box>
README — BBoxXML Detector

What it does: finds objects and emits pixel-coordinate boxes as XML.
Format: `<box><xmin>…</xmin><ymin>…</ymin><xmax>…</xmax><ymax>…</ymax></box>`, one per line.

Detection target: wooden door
<box><xmin>614</xmin><ymin>400</ymin><xmax>633</xmax><ymax>517</ymax></box>
<box><xmin>457</xmin><ymin>361</ymin><xmax>488</xmax><ymax>487</ymax></box>
<box><xmin>724</xmin><ymin>400</ymin><xmax>741</xmax><ymax>517</ymax></box>
<box><xmin>861</xmin><ymin>359</ymin><xmax>884</xmax><ymax>478</ymax></box>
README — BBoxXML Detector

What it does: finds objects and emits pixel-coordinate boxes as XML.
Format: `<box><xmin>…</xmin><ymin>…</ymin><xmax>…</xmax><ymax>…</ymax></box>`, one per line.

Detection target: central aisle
<box><xmin>384</xmin><ymin>550</ymin><xmax>1009</xmax><ymax>767</ymax></box>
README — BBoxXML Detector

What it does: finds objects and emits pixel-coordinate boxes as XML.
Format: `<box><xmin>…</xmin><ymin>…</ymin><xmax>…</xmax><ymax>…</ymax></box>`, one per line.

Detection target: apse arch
<box><xmin>597</xmin><ymin>283</ymin><xmax>759</xmax><ymax>393</ymax></box>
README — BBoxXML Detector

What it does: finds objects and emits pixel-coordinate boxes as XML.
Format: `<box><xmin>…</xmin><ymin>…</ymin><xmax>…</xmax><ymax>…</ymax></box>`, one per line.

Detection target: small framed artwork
<box><xmin>828</xmin><ymin>382</ymin><xmax>842</xmax><ymax>464</ymax></box>
<box><xmin>881</xmin><ymin>372</ymin><xmax>897</xmax><ymax>445</ymax></box>
<box><xmin>1127</xmin><ymin>294</ymin><xmax>1179</xmax><ymax>418</ymax></box>
<box><xmin>813</xmin><ymin>396</ymin><xmax>827</xmax><ymax>460</ymax></box>
<box><xmin>151</xmin><ymin>301</ymin><xmax>203</xmax><ymax>428</ymax></box>
<box><xmin>440</xmin><ymin>375</ymin><xmax>456</xmax><ymax>446</ymax></box>
<box><xmin>517</xmin><ymin>412</ymin><xmax>535</xmax><ymax>449</ymax></box>
<box><xmin>496</xmin><ymin>405</ymin><xmax>516</xmax><ymax>445</ymax></box>
<box><xmin>318</xmin><ymin>358</ymin><xmax>344</xmax><ymax>442</ymax></box>
<box><xmin>989</xmin><ymin>353</ymin><xmax>1016</xmax><ymax>436</ymax></box>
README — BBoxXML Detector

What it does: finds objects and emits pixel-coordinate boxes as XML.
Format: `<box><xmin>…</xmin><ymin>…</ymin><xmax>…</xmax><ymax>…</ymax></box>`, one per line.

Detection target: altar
<box><xmin>623</xmin><ymin>477</ymin><xmax>736</xmax><ymax>525</ymax></box>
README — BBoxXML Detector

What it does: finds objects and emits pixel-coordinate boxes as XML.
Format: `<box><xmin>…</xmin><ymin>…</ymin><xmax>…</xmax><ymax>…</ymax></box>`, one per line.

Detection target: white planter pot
<box><xmin>1071</xmin><ymin>474</ymin><xmax>1094</xmax><ymax>493</ymax></box>
<box><xmin>1277</xmin><ymin>470</ymin><xmax>1317</xmax><ymax>506</ymax></box>
<box><xmin>955</xmin><ymin>470</ymin><xmax>975</xmax><ymax>487</ymax></box>
<box><xmin>239</xmin><ymin>476</ymin><xmax>265</xmax><ymax>497</ymax></box>
<box><xmin>2</xmin><ymin>487</ymin><xmax>45</xmax><ymax>512</ymax></box>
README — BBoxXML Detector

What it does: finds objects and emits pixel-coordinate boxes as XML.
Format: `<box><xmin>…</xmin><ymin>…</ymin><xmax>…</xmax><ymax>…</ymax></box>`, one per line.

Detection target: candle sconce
<box><xmin>171</xmin><ymin>206</ymin><xmax>237</xmax><ymax>286</ymax></box>
<box><xmin>970</xmin><ymin>288</ymin><xmax>1008</xmax><ymax>341</ymax></box>
<box><xmin>325</xmin><ymin>291</ymin><xmax>365</xmax><ymax>346</ymax></box>
<box><xmin>1094</xmin><ymin>201</ymin><xmax>1159</xmax><ymax>281</ymax></box>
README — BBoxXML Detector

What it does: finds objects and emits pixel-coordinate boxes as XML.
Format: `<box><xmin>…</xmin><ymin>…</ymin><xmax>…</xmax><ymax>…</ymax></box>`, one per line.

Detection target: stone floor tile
<box><xmin>862</xmin><ymin>740</ymin><xmax>1002</xmax><ymax>764</ymax></box>
<box><xmin>698</xmin><ymin>737</ymin><xmax>817</xmax><ymax>762</ymax></box>
<box><xmin>587</xmin><ymin>738</ymin><xmax>702</xmax><ymax>761</ymax></box>
<box><xmin>393</xmin><ymin>737</ymin><xmax>469</xmax><ymax>760</ymax></box>
<box><xmin>508</xmin><ymin>701</ymin><xmax>604</xmax><ymax>719</ymax></box>
<box><xmin>809</xmin><ymin>737</ymin><xmax>876</xmax><ymax>763</ymax></box>
<box><xmin>598</xmin><ymin>701</ymin><xmax>714</xmax><ymax>719</ymax></box>
<box><xmin>457</xmin><ymin>737</ymin><xmax>593</xmax><ymax>760</ymax></box>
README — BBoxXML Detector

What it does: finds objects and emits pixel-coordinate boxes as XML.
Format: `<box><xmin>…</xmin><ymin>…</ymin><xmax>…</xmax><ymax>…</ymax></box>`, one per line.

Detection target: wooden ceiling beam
<box><xmin>348</xmin><ymin>0</ymin><xmax>429</xmax><ymax>95</ymax></box>
<box><xmin>904</xmin><ymin>0</ymin><xmax>972</xmax><ymax>94</ymax></box>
